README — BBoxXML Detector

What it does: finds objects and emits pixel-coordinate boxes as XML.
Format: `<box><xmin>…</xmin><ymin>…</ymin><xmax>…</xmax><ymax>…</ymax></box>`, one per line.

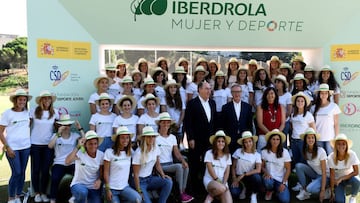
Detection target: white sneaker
<box><xmin>324</xmin><ymin>188</ymin><xmax>331</xmax><ymax>199</ymax></box>
<box><xmin>14</xmin><ymin>198</ymin><xmax>21</xmax><ymax>203</ymax></box>
<box><xmin>292</xmin><ymin>182</ymin><xmax>302</xmax><ymax>191</ymax></box>
<box><xmin>34</xmin><ymin>194</ymin><xmax>42</xmax><ymax>202</ymax></box>
<box><xmin>7</xmin><ymin>200</ymin><xmax>15</xmax><ymax>203</ymax></box>
<box><xmin>250</xmin><ymin>193</ymin><xmax>257</xmax><ymax>203</ymax></box>
<box><xmin>296</xmin><ymin>189</ymin><xmax>310</xmax><ymax>200</ymax></box>
<box><xmin>41</xmin><ymin>194</ymin><xmax>50</xmax><ymax>202</ymax></box>
<box><xmin>68</xmin><ymin>196</ymin><xmax>75</xmax><ymax>203</ymax></box>
<box><xmin>239</xmin><ymin>187</ymin><xmax>246</xmax><ymax>199</ymax></box>
<box><xmin>349</xmin><ymin>196</ymin><xmax>356</xmax><ymax>203</ymax></box>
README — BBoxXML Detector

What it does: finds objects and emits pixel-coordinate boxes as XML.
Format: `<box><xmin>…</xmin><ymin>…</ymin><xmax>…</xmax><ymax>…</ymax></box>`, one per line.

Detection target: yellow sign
<box><xmin>37</xmin><ymin>39</ymin><xmax>91</xmax><ymax>60</ymax></box>
<box><xmin>331</xmin><ymin>44</ymin><xmax>360</xmax><ymax>61</ymax></box>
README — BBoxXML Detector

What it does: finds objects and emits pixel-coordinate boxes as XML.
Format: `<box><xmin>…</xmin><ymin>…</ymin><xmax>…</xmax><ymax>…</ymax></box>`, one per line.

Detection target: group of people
<box><xmin>0</xmin><ymin>55</ymin><xmax>359</xmax><ymax>203</ymax></box>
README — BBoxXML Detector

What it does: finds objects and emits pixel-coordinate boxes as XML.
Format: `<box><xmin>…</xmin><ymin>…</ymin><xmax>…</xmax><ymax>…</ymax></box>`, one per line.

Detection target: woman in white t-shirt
<box><xmin>163</xmin><ymin>80</ymin><xmax>185</xmax><ymax>143</ymax></box>
<box><xmin>156</xmin><ymin>112</ymin><xmax>193</xmax><ymax>202</ymax></box>
<box><xmin>137</xmin><ymin>78</ymin><xmax>165</xmax><ymax>116</ymax></box>
<box><xmin>88</xmin><ymin>75</ymin><xmax>113</xmax><ymax>114</ymax></box>
<box><xmin>103</xmin><ymin>126</ymin><xmax>141</xmax><ymax>203</ymax></box>
<box><xmin>203</xmin><ymin>130</ymin><xmax>232</xmax><ymax>203</ymax></box>
<box><xmin>318</xmin><ymin>65</ymin><xmax>340</xmax><ymax>104</ymax></box>
<box><xmin>112</xmin><ymin>95</ymin><xmax>138</xmax><ymax>146</ymax></box>
<box><xmin>152</xmin><ymin>67</ymin><xmax>167</xmax><ymax>103</ymax></box>
<box><xmin>212</xmin><ymin>71</ymin><xmax>231</xmax><ymax>113</ymax></box>
<box><xmin>186</xmin><ymin>66</ymin><xmax>208</xmax><ymax>102</ymax></box>
<box><xmin>114</xmin><ymin>76</ymin><xmax>138</xmax><ymax>115</ymax></box>
<box><xmin>290</xmin><ymin>91</ymin><xmax>315</xmax><ymax>165</ymax></box>
<box><xmin>66</xmin><ymin>131</ymin><xmax>104</xmax><ymax>203</ymax></box>
<box><xmin>137</xmin><ymin>93</ymin><xmax>160</xmax><ymax>137</ymax></box>
<box><xmin>230</xmin><ymin>131</ymin><xmax>262</xmax><ymax>202</ymax></box>
<box><xmin>225</xmin><ymin>57</ymin><xmax>240</xmax><ymax>88</ymax></box>
<box><xmin>261</xmin><ymin>129</ymin><xmax>291</xmax><ymax>203</ymax></box>
<box><xmin>132</xmin><ymin>126</ymin><xmax>173</xmax><ymax>203</ymax></box>
<box><xmin>235</xmin><ymin>65</ymin><xmax>254</xmax><ymax>105</ymax></box>
<box><xmin>89</xmin><ymin>93</ymin><xmax>116</xmax><ymax>152</ymax></box>
<box><xmin>328</xmin><ymin>134</ymin><xmax>360</xmax><ymax>203</ymax></box>
<box><xmin>30</xmin><ymin>90</ymin><xmax>59</xmax><ymax>202</ymax></box>
<box><xmin>0</xmin><ymin>89</ymin><xmax>32</xmax><ymax>203</ymax></box>
<box><xmin>274</xmin><ymin>74</ymin><xmax>292</xmax><ymax>140</ymax></box>
<box><xmin>312</xmin><ymin>84</ymin><xmax>341</xmax><ymax>154</ymax></box>
<box><xmin>48</xmin><ymin>114</ymin><xmax>83</xmax><ymax>203</ymax></box>
<box><xmin>294</xmin><ymin>128</ymin><xmax>329</xmax><ymax>202</ymax></box>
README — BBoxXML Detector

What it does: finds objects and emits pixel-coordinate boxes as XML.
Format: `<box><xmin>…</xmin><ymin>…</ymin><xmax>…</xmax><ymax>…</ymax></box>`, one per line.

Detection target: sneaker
<box><xmin>34</xmin><ymin>194</ymin><xmax>42</xmax><ymax>202</ymax></box>
<box><xmin>204</xmin><ymin>194</ymin><xmax>213</xmax><ymax>203</ymax></box>
<box><xmin>14</xmin><ymin>198</ymin><xmax>21</xmax><ymax>203</ymax></box>
<box><xmin>68</xmin><ymin>196</ymin><xmax>75</xmax><ymax>203</ymax></box>
<box><xmin>349</xmin><ymin>196</ymin><xmax>356</xmax><ymax>203</ymax></box>
<box><xmin>292</xmin><ymin>182</ymin><xmax>302</xmax><ymax>191</ymax></box>
<box><xmin>250</xmin><ymin>193</ymin><xmax>257</xmax><ymax>203</ymax></box>
<box><xmin>239</xmin><ymin>187</ymin><xmax>246</xmax><ymax>199</ymax></box>
<box><xmin>7</xmin><ymin>200</ymin><xmax>15</xmax><ymax>203</ymax></box>
<box><xmin>324</xmin><ymin>188</ymin><xmax>331</xmax><ymax>200</ymax></box>
<box><xmin>265</xmin><ymin>191</ymin><xmax>273</xmax><ymax>201</ymax></box>
<box><xmin>41</xmin><ymin>194</ymin><xmax>50</xmax><ymax>202</ymax></box>
<box><xmin>181</xmin><ymin>193</ymin><xmax>194</xmax><ymax>203</ymax></box>
<box><xmin>296</xmin><ymin>189</ymin><xmax>310</xmax><ymax>200</ymax></box>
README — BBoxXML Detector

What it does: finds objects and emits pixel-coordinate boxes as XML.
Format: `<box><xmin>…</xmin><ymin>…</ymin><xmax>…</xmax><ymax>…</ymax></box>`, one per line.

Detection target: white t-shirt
<box><xmin>89</xmin><ymin>113</ymin><xmax>117</xmax><ymax>138</ymax></box>
<box><xmin>261</xmin><ymin>148</ymin><xmax>291</xmax><ymax>182</ymax></box>
<box><xmin>0</xmin><ymin>109</ymin><xmax>30</xmax><ymax>150</ymax></box>
<box><xmin>228</xmin><ymin>75</ymin><xmax>237</xmax><ymax>88</ymax></box>
<box><xmin>52</xmin><ymin>132</ymin><xmax>80</xmax><ymax>165</ymax></box>
<box><xmin>213</xmin><ymin>88</ymin><xmax>231</xmax><ymax>112</ymax></box>
<box><xmin>155</xmin><ymin>86</ymin><xmax>166</xmax><ymax>102</ymax></box>
<box><xmin>179</xmin><ymin>86</ymin><xmax>187</xmax><ymax>106</ymax></box>
<box><xmin>232</xmin><ymin>149</ymin><xmax>261</xmax><ymax>175</ymax></box>
<box><xmin>108</xmin><ymin>82</ymin><xmax>121</xmax><ymax>99</ymax></box>
<box><xmin>290</xmin><ymin>112</ymin><xmax>315</xmax><ymax>139</ymax></box>
<box><xmin>104</xmin><ymin>149</ymin><xmax>131</xmax><ymax>190</ymax></box>
<box><xmin>133</xmin><ymin>88</ymin><xmax>143</xmax><ymax>102</ymax></box>
<box><xmin>186</xmin><ymin>82</ymin><xmax>198</xmax><ymax>99</ymax></box>
<box><xmin>240</xmin><ymin>82</ymin><xmax>254</xmax><ymax>104</ymax></box>
<box><xmin>30</xmin><ymin>108</ymin><xmax>59</xmax><ymax>145</ymax></box>
<box><xmin>88</xmin><ymin>92</ymin><xmax>115</xmax><ymax>113</ymax></box>
<box><xmin>112</xmin><ymin>115</ymin><xmax>139</xmax><ymax>142</ymax></box>
<box><xmin>279</xmin><ymin>92</ymin><xmax>292</xmax><ymax>109</ymax></box>
<box><xmin>203</xmin><ymin>150</ymin><xmax>232</xmax><ymax>187</ymax></box>
<box><xmin>156</xmin><ymin>134</ymin><xmax>177</xmax><ymax>163</ymax></box>
<box><xmin>328</xmin><ymin>150</ymin><xmax>360</xmax><ymax>179</ymax></box>
<box><xmin>137</xmin><ymin>113</ymin><xmax>159</xmax><ymax>133</ymax></box>
<box><xmin>132</xmin><ymin>146</ymin><xmax>160</xmax><ymax>177</ymax></box>
<box><xmin>70</xmin><ymin>150</ymin><xmax>104</xmax><ymax>189</ymax></box>
<box><xmin>305</xmin><ymin>147</ymin><xmax>329</xmax><ymax>176</ymax></box>
<box><xmin>313</xmin><ymin>102</ymin><xmax>341</xmax><ymax>141</ymax></box>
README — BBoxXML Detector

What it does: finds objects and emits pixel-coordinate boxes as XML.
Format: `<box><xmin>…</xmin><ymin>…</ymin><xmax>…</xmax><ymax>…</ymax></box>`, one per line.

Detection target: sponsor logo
<box><xmin>341</xmin><ymin>67</ymin><xmax>359</xmax><ymax>86</ymax></box>
<box><xmin>130</xmin><ymin>0</ymin><xmax>304</xmax><ymax>32</ymax></box>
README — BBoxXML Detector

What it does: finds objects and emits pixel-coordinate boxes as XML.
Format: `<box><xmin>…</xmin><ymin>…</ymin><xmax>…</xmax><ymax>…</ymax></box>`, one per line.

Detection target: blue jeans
<box><xmin>230</xmin><ymin>174</ymin><xmax>262</xmax><ymax>197</ymax></box>
<box><xmin>98</xmin><ymin>137</ymin><xmax>113</xmax><ymax>152</ymax></box>
<box><xmin>139</xmin><ymin>175</ymin><xmax>173</xmax><ymax>203</ymax></box>
<box><xmin>109</xmin><ymin>186</ymin><xmax>142</xmax><ymax>203</ymax></box>
<box><xmin>50</xmin><ymin>164</ymin><xmax>75</xmax><ymax>199</ymax></box>
<box><xmin>317</xmin><ymin>141</ymin><xmax>332</xmax><ymax>155</ymax></box>
<box><xmin>71</xmin><ymin>184</ymin><xmax>101</xmax><ymax>203</ymax></box>
<box><xmin>290</xmin><ymin>139</ymin><xmax>305</xmax><ymax>165</ymax></box>
<box><xmin>295</xmin><ymin>163</ymin><xmax>329</xmax><ymax>194</ymax></box>
<box><xmin>263</xmin><ymin>177</ymin><xmax>290</xmax><ymax>203</ymax></box>
<box><xmin>31</xmin><ymin>144</ymin><xmax>54</xmax><ymax>194</ymax></box>
<box><xmin>6</xmin><ymin>148</ymin><xmax>30</xmax><ymax>198</ymax></box>
<box><xmin>334</xmin><ymin>176</ymin><xmax>360</xmax><ymax>203</ymax></box>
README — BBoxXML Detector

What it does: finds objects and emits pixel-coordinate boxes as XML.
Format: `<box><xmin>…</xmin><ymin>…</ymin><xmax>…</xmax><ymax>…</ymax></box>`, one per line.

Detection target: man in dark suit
<box><xmin>221</xmin><ymin>83</ymin><xmax>253</xmax><ymax>153</ymax></box>
<box><xmin>184</xmin><ymin>81</ymin><xmax>216</xmax><ymax>194</ymax></box>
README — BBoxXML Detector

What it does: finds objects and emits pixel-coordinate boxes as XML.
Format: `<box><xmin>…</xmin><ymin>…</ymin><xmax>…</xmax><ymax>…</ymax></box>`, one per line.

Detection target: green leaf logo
<box><xmin>131</xmin><ymin>0</ymin><xmax>167</xmax><ymax>21</ymax></box>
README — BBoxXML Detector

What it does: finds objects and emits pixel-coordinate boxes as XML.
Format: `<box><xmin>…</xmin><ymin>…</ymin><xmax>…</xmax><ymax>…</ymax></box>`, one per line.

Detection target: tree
<box><xmin>0</xmin><ymin>37</ymin><xmax>27</xmax><ymax>70</ymax></box>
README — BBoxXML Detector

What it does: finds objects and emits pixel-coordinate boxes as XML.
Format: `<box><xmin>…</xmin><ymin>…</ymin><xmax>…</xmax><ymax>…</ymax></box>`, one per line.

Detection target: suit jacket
<box><xmin>184</xmin><ymin>96</ymin><xmax>216</xmax><ymax>153</ymax></box>
<box><xmin>221</xmin><ymin>101</ymin><xmax>253</xmax><ymax>152</ymax></box>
